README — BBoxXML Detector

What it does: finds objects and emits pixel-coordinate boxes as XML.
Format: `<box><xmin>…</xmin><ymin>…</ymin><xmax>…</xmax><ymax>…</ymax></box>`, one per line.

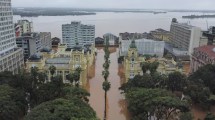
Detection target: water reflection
<box><xmin>87</xmin><ymin>47</ymin><xmax>130</xmax><ymax>120</ymax></box>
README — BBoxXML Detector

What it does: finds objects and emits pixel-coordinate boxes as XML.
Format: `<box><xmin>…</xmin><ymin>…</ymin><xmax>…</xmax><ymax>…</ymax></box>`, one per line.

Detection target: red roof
<box><xmin>195</xmin><ymin>45</ymin><xmax>215</xmax><ymax>58</ymax></box>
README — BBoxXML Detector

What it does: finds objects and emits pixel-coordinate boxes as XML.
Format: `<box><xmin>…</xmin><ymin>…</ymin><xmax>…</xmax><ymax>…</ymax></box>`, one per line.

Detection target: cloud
<box><xmin>11</xmin><ymin>0</ymin><xmax>215</xmax><ymax>10</ymax></box>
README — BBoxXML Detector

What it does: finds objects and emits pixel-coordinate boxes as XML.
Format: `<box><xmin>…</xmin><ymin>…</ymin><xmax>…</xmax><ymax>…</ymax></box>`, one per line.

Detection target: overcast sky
<box><xmin>11</xmin><ymin>0</ymin><xmax>215</xmax><ymax>10</ymax></box>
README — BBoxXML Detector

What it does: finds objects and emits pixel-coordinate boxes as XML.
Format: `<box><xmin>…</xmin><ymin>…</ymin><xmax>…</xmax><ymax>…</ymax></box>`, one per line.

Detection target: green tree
<box><xmin>102</xmin><ymin>81</ymin><xmax>111</xmax><ymax>120</ymax></box>
<box><xmin>205</xmin><ymin>113</ymin><xmax>215</xmax><ymax>120</ymax></box>
<box><xmin>49</xmin><ymin>65</ymin><xmax>56</xmax><ymax>79</ymax></box>
<box><xmin>141</xmin><ymin>62</ymin><xmax>150</xmax><ymax>73</ymax></box>
<box><xmin>167</xmin><ymin>71</ymin><xmax>187</xmax><ymax>92</ymax></box>
<box><xmin>0</xmin><ymin>85</ymin><xmax>27</xmax><ymax>120</ymax></box>
<box><xmin>126</xmin><ymin>88</ymin><xmax>190</xmax><ymax>120</ymax></box>
<box><xmin>102</xmin><ymin>70</ymin><xmax>110</xmax><ymax>81</ymax></box>
<box><xmin>179</xmin><ymin>112</ymin><xmax>193</xmax><ymax>120</ymax></box>
<box><xmin>24</xmin><ymin>98</ymin><xmax>98</xmax><ymax>120</ymax></box>
<box><xmin>148</xmin><ymin>61</ymin><xmax>159</xmax><ymax>74</ymax></box>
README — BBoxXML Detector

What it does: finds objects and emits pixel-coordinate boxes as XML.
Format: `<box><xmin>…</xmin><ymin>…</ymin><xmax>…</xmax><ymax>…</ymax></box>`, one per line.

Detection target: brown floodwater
<box><xmin>86</xmin><ymin>47</ymin><xmax>131</xmax><ymax>120</ymax></box>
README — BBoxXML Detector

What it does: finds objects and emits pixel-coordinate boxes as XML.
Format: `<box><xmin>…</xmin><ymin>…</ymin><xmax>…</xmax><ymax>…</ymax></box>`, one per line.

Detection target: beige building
<box><xmin>26</xmin><ymin>44</ymin><xmax>95</xmax><ymax>86</ymax></box>
<box><xmin>150</xmin><ymin>28</ymin><xmax>171</xmax><ymax>42</ymax></box>
<box><xmin>124</xmin><ymin>40</ymin><xmax>184</xmax><ymax>81</ymax></box>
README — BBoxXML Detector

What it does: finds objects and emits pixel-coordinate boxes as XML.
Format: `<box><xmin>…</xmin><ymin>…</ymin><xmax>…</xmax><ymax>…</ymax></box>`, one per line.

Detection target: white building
<box><xmin>62</xmin><ymin>21</ymin><xmax>95</xmax><ymax>48</ymax></box>
<box><xmin>170</xmin><ymin>18</ymin><xmax>202</xmax><ymax>55</ymax></box>
<box><xmin>0</xmin><ymin>0</ymin><xmax>24</xmax><ymax>73</ymax></box>
<box><xmin>119</xmin><ymin>39</ymin><xmax>165</xmax><ymax>57</ymax></box>
<box><xmin>103</xmin><ymin>33</ymin><xmax>117</xmax><ymax>45</ymax></box>
<box><xmin>15</xmin><ymin>20</ymin><xmax>33</xmax><ymax>37</ymax></box>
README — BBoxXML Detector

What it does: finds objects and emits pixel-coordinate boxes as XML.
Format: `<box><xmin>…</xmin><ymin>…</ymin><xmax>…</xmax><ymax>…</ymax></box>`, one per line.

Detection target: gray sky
<box><xmin>12</xmin><ymin>0</ymin><xmax>215</xmax><ymax>10</ymax></box>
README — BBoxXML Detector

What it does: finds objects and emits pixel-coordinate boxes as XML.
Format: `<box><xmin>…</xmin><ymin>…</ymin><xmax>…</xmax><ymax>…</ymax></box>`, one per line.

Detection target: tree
<box><xmin>102</xmin><ymin>81</ymin><xmax>111</xmax><ymax>120</ymax></box>
<box><xmin>205</xmin><ymin>113</ymin><xmax>215</xmax><ymax>120</ymax></box>
<box><xmin>49</xmin><ymin>65</ymin><xmax>56</xmax><ymax>79</ymax></box>
<box><xmin>179</xmin><ymin>112</ymin><xmax>193</xmax><ymax>120</ymax></box>
<box><xmin>141</xmin><ymin>62</ymin><xmax>150</xmax><ymax>73</ymax></box>
<box><xmin>189</xmin><ymin>64</ymin><xmax>215</xmax><ymax>94</ymax></box>
<box><xmin>102</xmin><ymin>70</ymin><xmax>110</xmax><ymax>81</ymax></box>
<box><xmin>148</xmin><ymin>61</ymin><xmax>159</xmax><ymax>74</ymax></box>
<box><xmin>126</xmin><ymin>88</ymin><xmax>190</xmax><ymax>120</ymax></box>
<box><xmin>167</xmin><ymin>71</ymin><xmax>187</xmax><ymax>92</ymax></box>
<box><xmin>0</xmin><ymin>85</ymin><xmax>27</xmax><ymax>120</ymax></box>
<box><xmin>24</xmin><ymin>98</ymin><xmax>98</xmax><ymax>120</ymax></box>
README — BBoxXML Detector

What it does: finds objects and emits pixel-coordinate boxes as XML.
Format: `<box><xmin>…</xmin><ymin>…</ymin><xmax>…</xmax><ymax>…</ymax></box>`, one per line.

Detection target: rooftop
<box><xmin>195</xmin><ymin>45</ymin><xmax>215</xmax><ymax>58</ymax></box>
<box><xmin>46</xmin><ymin>57</ymin><xmax>71</xmax><ymax>64</ymax></box>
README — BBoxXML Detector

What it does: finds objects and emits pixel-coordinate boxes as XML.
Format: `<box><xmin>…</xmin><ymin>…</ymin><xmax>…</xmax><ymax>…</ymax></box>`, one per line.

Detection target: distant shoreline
<box><xmin>182</xmin><ymin>14</ymin><xmax>215</xmax><ymax>19</ymax></box>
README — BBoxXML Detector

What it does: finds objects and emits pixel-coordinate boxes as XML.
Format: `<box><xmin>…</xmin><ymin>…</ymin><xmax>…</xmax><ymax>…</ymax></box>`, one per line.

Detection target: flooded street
<box><xmin>86</xmin><ymin>47</ymin><xmax>130</xmax><ymax>120</ymax></box>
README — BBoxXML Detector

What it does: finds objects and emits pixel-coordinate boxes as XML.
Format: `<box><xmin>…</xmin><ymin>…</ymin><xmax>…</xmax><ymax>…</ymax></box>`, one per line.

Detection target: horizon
<box><xmin>11</xmin><ymin>0</ymin><xmax>215</xmax><ymax>10</ymax></box>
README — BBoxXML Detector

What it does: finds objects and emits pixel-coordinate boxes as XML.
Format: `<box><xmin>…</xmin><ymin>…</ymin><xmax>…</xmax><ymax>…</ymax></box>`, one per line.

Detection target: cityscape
<box><xmin>1</xmin><ymin>0</ymin><xmax>215</xmax><ymax>120</ymax></box>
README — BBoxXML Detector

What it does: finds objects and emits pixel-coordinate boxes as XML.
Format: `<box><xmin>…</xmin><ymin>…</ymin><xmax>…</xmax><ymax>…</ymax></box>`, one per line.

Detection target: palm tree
<box><xmin>102</xmin><ymin>81</ymin><xmax>111</xmax><ymax>120</ymax></box>
<box><xmin>49</xmin><ymin>65</ymin><xmax>56</xmax><ymax>80</ymax></box>
<box><xmin>102</xmin><ymin>70</ymin><xmax>109</xmax><ymax>81</ymax></box>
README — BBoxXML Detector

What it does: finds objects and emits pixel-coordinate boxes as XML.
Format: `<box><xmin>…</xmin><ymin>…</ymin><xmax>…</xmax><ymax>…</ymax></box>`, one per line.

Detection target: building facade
<box><xmin>0</xmin><ymin>0</ymin><xmax>24</xmax><ymax>73</ymax></box>
<box><xmin>62</xmin><ymin>21</ymin><xmax>95</xmax><ymax>48</ymax></box>
<box><xmin>124</xmin><ymin>41</ymin><xmax>184</xmax><ymax>81</ymax></box>
<box><xmin>191</xmin><ymin>45</ymin><xmax>215</xmax><ymax>73</ymax></box>
<box><xmin>170</xmin><ymin>18</ymin><xmax>202</xmax><ymax>55</ymax></box>
<box><xmin>119</xmin><ymin>39</ymin><xmax>165</xmax><ymax>57</ymax></box>
<box><xmin>149</xmin><ymin>28</ymin><xmax>171</xmax><ymax>42</ymax></box>
<box><xmin>15</xmin><ymin>20</ymin><xmax>33</xmax><ymax>37</ymax></box>
<box><xmin>25</xmin><ymin>44</ymin><xmax>95</xmax><ymax>86</ymax></box>
<box><xmin>16</xmin><ymin>33</ymin><xmax>41</xmax><ymax>60</ymax></box>
<box><xmin>103</xmin><ymin>33</ymin><xmax>118</xmax><ymax>45</ymax></box>
<box><xmin>39</xmin><ymin>32</ymin><xmax>52</xmax><ymax>48</ymax></box>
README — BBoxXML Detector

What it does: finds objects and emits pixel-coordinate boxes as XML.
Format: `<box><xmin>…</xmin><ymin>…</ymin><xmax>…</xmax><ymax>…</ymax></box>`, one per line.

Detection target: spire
<box><xmin>130</xmin><ymin>39</ymin><xmax>137</xmax><ymax>48</ymax></box>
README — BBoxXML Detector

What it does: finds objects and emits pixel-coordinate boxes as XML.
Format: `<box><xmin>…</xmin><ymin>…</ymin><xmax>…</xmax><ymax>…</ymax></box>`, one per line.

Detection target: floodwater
<box><xmin>86</xmin><ymin>47</ymin><xmax>130</xmax><ymax>120</ymax></box>
<box><xmin>13</xmin><ymin>12</ymin><xmax>215</xmax><ymax>38</ymax></box>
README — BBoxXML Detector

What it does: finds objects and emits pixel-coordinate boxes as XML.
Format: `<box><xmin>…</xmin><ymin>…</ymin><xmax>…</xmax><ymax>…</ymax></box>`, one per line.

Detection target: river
<box><xmin>13</xmin><ymin>12</ymin><xmax>215</xmax><ymax>38</ymax></box>
<box><xmin>86</xmin><ymin>47</ymin><xmax>130</xmax><ymax>120</ymax></box>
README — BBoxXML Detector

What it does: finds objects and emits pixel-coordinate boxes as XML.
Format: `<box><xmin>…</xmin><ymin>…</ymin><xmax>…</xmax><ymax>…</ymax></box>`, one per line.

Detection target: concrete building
<box><xmin>170</xmin><ymin>18</ymin><xmax>202</xmax><ymax>55</ymax></box>
<box><xmin>124</xmin><ymin>40</ymin><xmax>184</xmax><ymax>81</ymax></box>
<box><xmin>39</xmin><ymin>32</ymin><xmax>52</xmax><ymax>48</ymax></box>
<box><xmin>62</xmin><ymin>21</ymin><xmax>95</xmax><ymax>48</ymax></box>
<box><xmin>119</xmin><ymin>39</ymin><xmax>165</xmax><ymax>57</ymax></box>
<box><xmin>95</xmin><ymin>37</ymin><xmax>104</xmax><ymax>45</ymax></box>
<box><xmin>15</xmin><ymin>20</ymin><xmax>33</xmax><ymax>37</ymax></box>
<box><xmin>25</xmin><ymin>44</ymin><xmax>95</xmax><ymax>86</ymax></box>
<box><xmin>191</xmin><ymin>45</ymin><xmax>215</xmax><ymax>73</ymax></box>
<box><xmin>0</xmin><ymin>0</ymin><xmax>24</xmax><ymax>73</ymax></box>
<box><xmin>103</xmin><ymin>33</ymin><xmax>118</xmax><ymax>45</ymax></box>
<box><xmin>16</xmin><ymin>33</ymin><xmax>41</xmax><ymax>60</ymax></box>
<box><xmin>119</xmin><ymin>32</ymin><xmax>149</xmax><ymax>43</ymax></box>
<box><xmin>149</xmin><ymin>28</ymin><xmax>171</xmax><ymax>42</ymax></box>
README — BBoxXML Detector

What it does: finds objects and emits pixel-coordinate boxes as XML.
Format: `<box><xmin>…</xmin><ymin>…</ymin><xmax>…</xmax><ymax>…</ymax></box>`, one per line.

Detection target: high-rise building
<box><xmin>39</xmin><ymin>32</ymin><xmax>52</xmax><ymax>48</ymax></box>
<box><xmin>170</xmin><ymin>18</ymin><xmax>202</xmax><ymax>55</ymax></box>
<box><xmin>62</xmin><ymin>21</ymin><xmax>95</xmax><ymax>48</ymax></box>
<box><xmin>16</xmin><ymin>33</ymin><xmax>41</xmax><ymax>60</ymax></box>
<box><xmin>15</xmin><ymin>20</ymin><xmax>33</xmax><ymax>37</ymax></box>
<box><xmin>0</xmin><ymin>0</ymin><xmax>24</xmax><ymax>73</ymax></box>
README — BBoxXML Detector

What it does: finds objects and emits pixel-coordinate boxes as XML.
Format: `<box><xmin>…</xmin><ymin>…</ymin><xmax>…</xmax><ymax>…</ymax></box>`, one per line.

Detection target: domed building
<box><xmin>26</xmin><ymin>44</ymin><xmax>95</xmax><ymax>86</ymax></box>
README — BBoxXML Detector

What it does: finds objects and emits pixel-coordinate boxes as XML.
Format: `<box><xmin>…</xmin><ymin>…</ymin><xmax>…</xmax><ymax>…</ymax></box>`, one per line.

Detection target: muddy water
<box><xmin>86</xmin><ymin>47</ymin><xmax>131</xmax><ymax>120</ymax></box>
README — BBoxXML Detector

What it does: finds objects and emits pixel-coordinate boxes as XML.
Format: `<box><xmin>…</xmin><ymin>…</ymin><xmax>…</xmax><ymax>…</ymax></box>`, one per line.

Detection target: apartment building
<box><xmin>170</xmin><ymin>18</ymin><xmax>202</xmax><ymax>55</ymax></box>
<box><xmin>15</xmin><ymin>20</ymin><xmax>33</xmax><ymax>37</ymax></box>
<box><xmin>39</xmin><ymin>32</ymin><xmax>52</xmax><ymax>48</ymax></box>
<box><xmin>62</xmin><ymin>21</ymin><xmax>95</xmax><ymax>48</ymax></box>
<box><xmin>0</xmin><ymin>0</ymin><xmax>24</xmax><ymax>73</ymax></box>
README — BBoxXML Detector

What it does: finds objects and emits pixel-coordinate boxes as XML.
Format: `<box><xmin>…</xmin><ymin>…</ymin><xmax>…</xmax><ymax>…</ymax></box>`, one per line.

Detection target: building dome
<box><xmin>40</xmin><ymin>47</ymin><xmax>52</xmax><ymax>52</ymax></box>
<box><xmin>172</xmin><ymin>18</ymin><xmax>177</xmax><ymax>23</ymax></box>
<box><xmin>29</xmin><ymin>53</ymin><xmax>42</xmax><ymax>60</ymax></box>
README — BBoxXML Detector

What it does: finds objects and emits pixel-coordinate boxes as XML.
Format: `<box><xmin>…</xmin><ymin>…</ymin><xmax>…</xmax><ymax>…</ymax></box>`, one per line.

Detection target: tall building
<box><xmin>39</xmin><ymin>32</ymin><xmax>52</xmax><ymax>48</ymax></box>
<box><xmin>0</xmin><ymin>0</ymin><xmax>24</xmax><ymax>73</ymax></box>
<box><xmin>191</xmin><ymin>45</ymin><xmax>215</xmax><ymax>73</ymax></box>
<box><xmin>15</xmin><ymin>20</ymin><xmax>33</xmax><ymax>37</ymax></box>
<box><xmin>170</xmin><ymin>18</ymin><xmax>202</xmax><ymax>55</ymax></box>
<box><xmin>16</xmin><ymin>33</ymin><xmax>41</xmax><ymax>60</ymax></box>
<box><xmin>62</xmin><ymin>21</ymin><xmax>95</xmax><ymax>48</ymax></box>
